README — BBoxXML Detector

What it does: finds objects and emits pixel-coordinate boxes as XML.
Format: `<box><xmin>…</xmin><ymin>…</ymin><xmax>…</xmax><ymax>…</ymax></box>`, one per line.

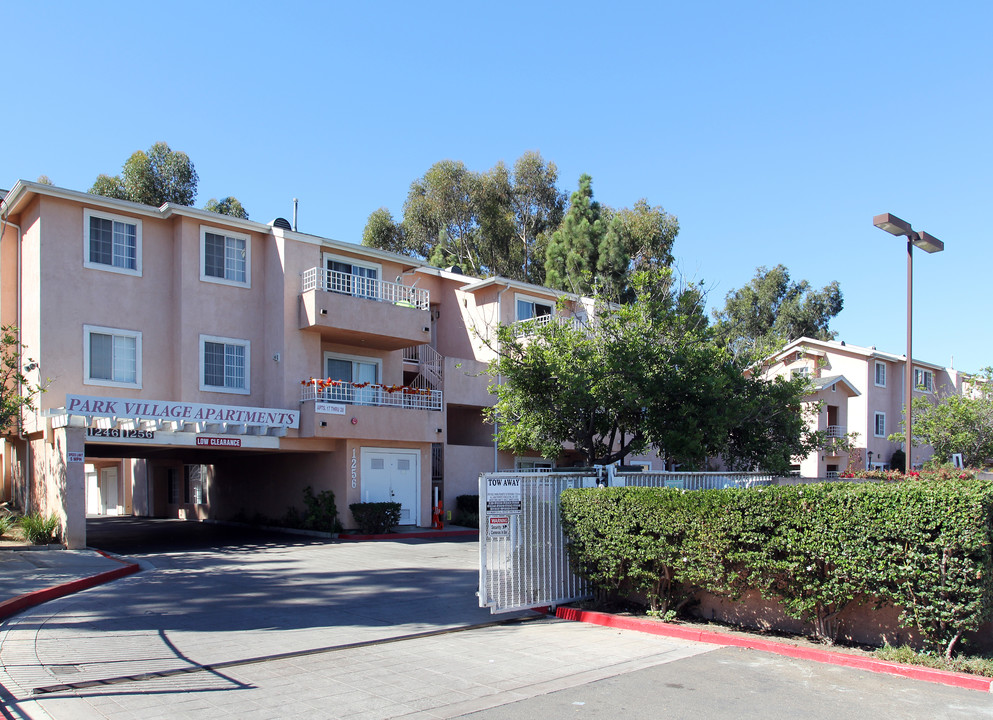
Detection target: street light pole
<box><xmin>873</xmin><ymin>213</ymin><xmax>944</xmax><ymax>475</ymax></box>
<box><xmin>906</xmin><ymin>234</ymin><xmax>914</xmax><ymax>475</ymax></box>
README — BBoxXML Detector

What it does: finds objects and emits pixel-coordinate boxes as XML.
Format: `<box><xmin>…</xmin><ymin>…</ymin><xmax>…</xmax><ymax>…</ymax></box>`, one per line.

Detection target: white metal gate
<box><xmin>478</xmin><ymin>470</ymin><xmax>776</xmax><ymax>614</ymax></box>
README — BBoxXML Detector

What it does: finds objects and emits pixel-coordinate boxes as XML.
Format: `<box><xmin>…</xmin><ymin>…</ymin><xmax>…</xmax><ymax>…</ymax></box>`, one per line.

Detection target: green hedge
<box><xmin>559</xmin><ymin>481</ymin><xmax>993</xmax><ymax>657</ymax></box>
<box><xmin>349</xmin><ymin>502</ymin><xmax>401</xmax><ymax>534</ymax></box>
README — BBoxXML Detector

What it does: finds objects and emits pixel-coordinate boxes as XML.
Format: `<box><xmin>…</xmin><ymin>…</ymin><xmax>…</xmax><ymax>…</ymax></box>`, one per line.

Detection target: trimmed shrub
<box><xmin>453</xmin><ymin>494</ymin><xmax>480</xmax><ymax>528</ymax></box>
<box><xmin>349</xmin><ymin>502</ymin><xmax>401</xmax><ymax>534</ymax></box>
<box><xmin>456</xmin><ymin>494</ymin><xmax>479</xmax><ymax>514</ymax></box>
<box><xmin>560</xmin><ymin>480</ymin><xmax>993</xmax><ymax>656</ymax></box>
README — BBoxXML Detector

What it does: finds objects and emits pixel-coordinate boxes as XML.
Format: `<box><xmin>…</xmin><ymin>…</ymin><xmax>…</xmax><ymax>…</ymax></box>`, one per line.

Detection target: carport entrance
<box><xmin>85</xmin><ymin>516</ymin><xmax>324</xmax><ymax>555</ymax></box>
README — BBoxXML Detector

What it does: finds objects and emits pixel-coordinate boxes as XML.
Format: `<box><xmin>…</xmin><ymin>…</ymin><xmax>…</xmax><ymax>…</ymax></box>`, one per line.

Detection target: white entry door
<box><xmin>85</xmin><ymin>469</ymin><xmax>99</xmax><ymax>515</ymax></box>
<box><xmin>360</xmin><ymin>449</ymin><xmax>419</xmax><ymax>525</ymax></box>
<box><xmin>99</xmin><ymin>467</ymin><xmax>119</xmax><ymax>516</ymax></box>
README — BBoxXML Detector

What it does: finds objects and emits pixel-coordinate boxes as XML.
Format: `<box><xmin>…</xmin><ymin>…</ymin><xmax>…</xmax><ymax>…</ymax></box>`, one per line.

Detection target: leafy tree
<box><xmin>0</xmin><ymin>325</ymin><xmax>45</xmax><ymax>434</ymax></box>
<box><xmin>486</xmin><ymin>270</ymin><xmax>817</xmax><ymax>472</ymax></box>
<box><xmin>473</xmin><ymin>163</ymin><xmax>517</xmax><ymax>277</ymax></box>
<box><xmin>89</xmin><ymin>173</ymin><xmax>127</xmax><ymax>200</ymax></box>
<box><xmin>203</xmin><ymin>196</ymin><xmax>249</xmax><ymax>219</ymax></box>
<box><xmin>891</xmin><ymin>369</ymin><xmax>993</xmax><ymax>468</ymax></box>
<box><xmin>36</xmin><ymin>175</ymin><xmax>53</xmax><ymax>185</ymax></box>
<box><xmin>713</xmin><ymin>264</ymin><xmax>843</xmax><ymax>364</ymax></box>
<box><xmin>401</xmin><ymin>160</ymin><xmax>485</xmax><ymax>274</ymax></box>
<box><xmin>362</xmin><ymin>207</ymin><xmax>412</xmax><ymax>255</ymax></box>
<box><xmin>89</xmin><ymin>142</ymin><xmax>198</xmax><ymax>207</ymax></box>
<box><xmin>505</xmin><ymin>151</ymin><xmax>566</xmax><ymax>283</ymax></box>
<box><xmin>545</xmin><ymin>177</ymin><xmax>679</xmax><ymax>300</ymax></box>
<box><xmin>607</xmin><ymin>199</ymin><xmax>679</xmax><ymax>276</ymax></box>
<box><xmin>362</xmin><ymin>152</ymin><xmax>565</xmax><ymax>282</ymax></box>
<box><xmin>544</xmin><ymin>174</ymin><xmax>615</xmax><ymax>294</ymax></box>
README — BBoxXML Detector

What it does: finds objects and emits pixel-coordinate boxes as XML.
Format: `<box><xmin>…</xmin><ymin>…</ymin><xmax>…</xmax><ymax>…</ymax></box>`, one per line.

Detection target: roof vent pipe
<box><xmin>293</xmin><ymin>198</ymin><xmax>298</xmax><ymax>232</ymax></box>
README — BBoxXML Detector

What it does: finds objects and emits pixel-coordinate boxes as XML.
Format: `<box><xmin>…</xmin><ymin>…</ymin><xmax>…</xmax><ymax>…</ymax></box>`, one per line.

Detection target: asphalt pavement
<box><xmin>0</xmin><ymin>518</ymin><xmax>990</xmax><ymax>719</ymax></box>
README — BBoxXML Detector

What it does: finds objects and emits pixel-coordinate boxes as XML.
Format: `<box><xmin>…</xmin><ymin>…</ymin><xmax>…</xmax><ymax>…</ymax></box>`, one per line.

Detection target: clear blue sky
<box><xmin>5</xmin><ymin>1</ymin><xmax>990</xmax><ymax>372</ymax></box>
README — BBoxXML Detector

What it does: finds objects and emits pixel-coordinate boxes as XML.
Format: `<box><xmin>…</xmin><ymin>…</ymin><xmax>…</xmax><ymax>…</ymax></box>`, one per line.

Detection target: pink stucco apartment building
<box><xmin>0</xmin><ymin>180</ymin><xmax>662</xmax><ymax>548</ymax></box>
<box><xmin>757</xmin><ymin>337</ymin><xmax>969</xmax><ymax>478</ymax></box>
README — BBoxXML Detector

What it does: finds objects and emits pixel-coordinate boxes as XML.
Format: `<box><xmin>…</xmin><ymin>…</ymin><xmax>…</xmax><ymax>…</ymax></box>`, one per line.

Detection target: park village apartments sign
<box><xmin>61</xmin><ymin>394</ymin><xmax>300</xmax><ymax>429</ymax></box>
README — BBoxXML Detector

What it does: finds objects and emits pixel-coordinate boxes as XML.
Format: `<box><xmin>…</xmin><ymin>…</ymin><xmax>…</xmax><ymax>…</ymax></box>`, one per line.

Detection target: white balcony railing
<box><xmin>512</xmin><ymin>314</ymin><xmax>587</xmax><ymax>337</ymax></box>
<box><xmin>301</xmin><ymin>381</ymin><xmax>442</xmax><ymax>411</ymax></box>
<box><xmin>301</xmin><ymin>268</ymin><xmax>430</xmax><ymax>310</ymax></box>
<box><xmin>825</xmin><ymin>425</ymin><xmax>846</xmax><ymax>438</ymax></box>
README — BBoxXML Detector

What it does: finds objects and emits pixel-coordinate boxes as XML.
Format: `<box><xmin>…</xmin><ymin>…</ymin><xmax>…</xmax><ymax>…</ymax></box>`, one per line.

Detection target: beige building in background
<box><xmin>0</xmin><ymin>180</ymin><xmax>661</xmax><ymax>548</ymax></box>
<box><xmin>757</xmin><ymin>337</ymin><xmax>969</xmax><ymax>478</ymax></box>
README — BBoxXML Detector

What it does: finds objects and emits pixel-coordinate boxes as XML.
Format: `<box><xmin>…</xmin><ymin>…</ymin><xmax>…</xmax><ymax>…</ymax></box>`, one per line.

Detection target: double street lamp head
<box><xmin>872</xmin><ymin>211</ymin><xmax>945</xmax><ymax>477</ymax></box>
<box><xmin>873</xmin><ymin>213</ymin><xmax>944</xmax><ymax>254</ymax></box>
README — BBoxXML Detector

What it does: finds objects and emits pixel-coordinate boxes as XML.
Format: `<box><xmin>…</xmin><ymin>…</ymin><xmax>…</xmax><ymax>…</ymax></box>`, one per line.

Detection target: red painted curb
<box><xmin>0</xmin><ymin>554</ymin><xmax>141</xmax><ymax>622</ymax></box>
<box><xmin>338</xmin><ymin>530</ymin><xmax>478</xmax><ymax>541</ymax></box>
<box><xmin>555</xmin><ymin>607</ymin><xmax>993</xmax><ymax>694</ymax></box>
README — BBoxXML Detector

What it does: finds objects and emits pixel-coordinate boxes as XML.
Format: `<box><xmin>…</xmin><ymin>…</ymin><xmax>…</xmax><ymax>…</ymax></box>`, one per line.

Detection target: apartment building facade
<box><xmin>0</xmin><ymin>180</ymin><xmax>660</xmax><ymax>548</ymax></box>
<box><xmin>758</xmin><ymin>337</ymin><xmax>967</xmax><ymax>478</ymax></box>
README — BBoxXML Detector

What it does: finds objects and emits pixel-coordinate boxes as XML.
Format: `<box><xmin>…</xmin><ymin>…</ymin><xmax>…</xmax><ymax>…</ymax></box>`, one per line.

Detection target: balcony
<box><xmin>511</xmin><ymin>313</ymin><xmax>588</xmax><ymax>337</ymax></box>
<box><xmin>825</xmin><ymin>425</ymin><xmax>847</xmax><ymax>438</ymax></box>
<box><xmin>299</xmin><ymin>268</ymin><xmax>431</xmax><ymax>350</ymax></box>
<box><xmin>301</xmin><ymin>381</ymin><xmax>442</xmax><ymax>411</ymax></box>
<box><xmin>299</xmin><ymin>380</ymin><xmax>443</xmax><ymax>442</ymax></box>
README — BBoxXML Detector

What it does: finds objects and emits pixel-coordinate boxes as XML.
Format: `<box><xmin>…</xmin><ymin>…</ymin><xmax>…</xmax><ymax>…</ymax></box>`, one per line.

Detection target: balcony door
<box><xmin>827</xmin><ymin>405</ymin><xmax>839</xmax><ymax>427</ymax></box>
<box><xmin>325</xmin><ymin>353</ymin><xmax>379</xmax><ymax>405</ymax></box>
<box><xmin>324</xmin><ymin>253</ymin><xmax>379</xmax><ymax>299</ymax></box>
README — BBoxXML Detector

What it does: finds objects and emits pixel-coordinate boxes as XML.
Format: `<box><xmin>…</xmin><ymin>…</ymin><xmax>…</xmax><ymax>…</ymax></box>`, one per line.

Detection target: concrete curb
<box><xmin>338</xmin><ymin>529</ymin><xmax>478</xmax><ymax>541</ymax></box>
<box><xmin>555</xmin><ymin>607</ymin><xmax>993</xmax><ymax>694</ymax></box>
<box><xmin>0</xmin><ymin>550</ymin><xmax>141</xmax><ymax>622</ymax></box>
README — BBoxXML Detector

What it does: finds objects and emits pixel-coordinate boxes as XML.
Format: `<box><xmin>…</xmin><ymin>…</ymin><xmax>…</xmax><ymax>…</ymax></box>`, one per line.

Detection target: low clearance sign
<box><xmin>65</xmin><ymin>395</ymin><xmax>300</xmax><ymax>429</ymax></box>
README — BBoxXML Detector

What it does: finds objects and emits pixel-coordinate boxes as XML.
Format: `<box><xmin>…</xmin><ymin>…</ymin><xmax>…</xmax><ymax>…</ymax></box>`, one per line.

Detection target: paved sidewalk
<box><xmin>0</xmin><ymin>548</ymin><xmax>133</xmax><ymax>608</ymax></box>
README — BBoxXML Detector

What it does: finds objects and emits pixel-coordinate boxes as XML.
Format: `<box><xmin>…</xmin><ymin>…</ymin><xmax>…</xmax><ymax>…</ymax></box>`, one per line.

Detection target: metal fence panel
<box><xmin>478</xmin><ymin>470</ymin><xmax>776</xmax><ymax>614</ymax></box>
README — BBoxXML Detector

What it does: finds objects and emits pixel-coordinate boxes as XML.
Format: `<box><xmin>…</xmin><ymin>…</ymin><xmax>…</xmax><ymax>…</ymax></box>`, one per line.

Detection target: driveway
<box><xmin>84</xmin><ymin>516</ymin><xmax>325</xmax><ymax>554</ymax></box>
<box><xmin>1</xmin><ymin>536</ymin><xmax>990</xmax><ymax>719</ymax></box>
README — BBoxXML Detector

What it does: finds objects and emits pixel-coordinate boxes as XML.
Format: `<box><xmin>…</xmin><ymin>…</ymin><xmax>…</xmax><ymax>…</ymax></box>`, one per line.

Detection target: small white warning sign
<box><xmin>67</xmin><ymin>452</ymin><xmax>84</xmax><ymax>463</ymax></box>
<box><xmin>487</xmin><ymin>516</ymin><xmax>511</xmax><ymax>537</ymax></box>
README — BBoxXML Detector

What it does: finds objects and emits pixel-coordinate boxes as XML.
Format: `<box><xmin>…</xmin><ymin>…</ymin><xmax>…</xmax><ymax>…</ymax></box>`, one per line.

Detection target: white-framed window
<box><xmin>874</xmin><ymin>412</ymin><xmax>886</xmax><ymax>438</ymax></box>
<box><xmin>515</xmin><ymin>294</ymin><xmax>554</xmax><ymax>322</ymax></box>
<box><xmin>323</xmin><ymin>253</ymin><xmax>381</xmax><ymax>299</ymax></box>
<box><xmin>791</xmin><ymin>366</ymin><xmax>811</xmax><ymax>380</ymax></box>
<box><xmin>915</xmin><ymin>368</ymin><xmax>934</xmax><ymax>393</ymax></box>
<box><xmin>83</xmin><ymin>209</ymin><xmax>142</xmax><ymax>276</ymax></box>
<box><xmin>324</xmin><ymin>351</ymin><xmax>381</xmax><ymax>404</ymax></box>
<box><xmin>200</xmin><ymin>335</ymin><xmax>250</xmax><ymax>394</ymax></box>
<box><xmin>201</xmin><ymin>226</ymin><xmax>250</xmax><ymax>287</ymax></box>
<box><xmin>84</xmin><ymin>325</ymin><xmax>141</xmax><ymax>388</ymax></box>
<box><xmin>874</xmin><ymin>361</ymin><xmax>886</xmax><ymax>387</ymax></box>
<box><xmin>515</xmin><ymin>457</ymin><xmax>555</xmax><ymax>472</ymax></box>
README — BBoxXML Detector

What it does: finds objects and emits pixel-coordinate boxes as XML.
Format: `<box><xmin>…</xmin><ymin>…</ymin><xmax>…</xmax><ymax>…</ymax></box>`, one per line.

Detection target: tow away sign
<box><xmin>485</xmin><ymin>476</ymin><xmax>523</xmax><ymax>513</ymax></box>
